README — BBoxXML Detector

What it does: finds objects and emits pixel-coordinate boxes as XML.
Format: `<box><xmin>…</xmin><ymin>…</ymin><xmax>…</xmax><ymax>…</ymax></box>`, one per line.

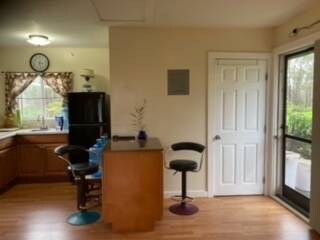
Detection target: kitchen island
<box><xmin>103</xmin><ymin>138</ymin><xmax>163</xmax><ymax>232</ymax></box>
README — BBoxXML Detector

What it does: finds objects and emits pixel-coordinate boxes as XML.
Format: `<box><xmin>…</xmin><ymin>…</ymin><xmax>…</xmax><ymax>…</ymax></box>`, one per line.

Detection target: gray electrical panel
<box><xmin>167</xmin><ymin>69</ymin><xmax>190</xmax><ymax>95</ymax></box>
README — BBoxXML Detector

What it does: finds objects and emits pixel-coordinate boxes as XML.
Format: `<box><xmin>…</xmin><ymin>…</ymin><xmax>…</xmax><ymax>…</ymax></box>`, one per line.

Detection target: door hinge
<box><xmin>264</xmin><ymin>125</ymin><xmax>267</xmax><ymax>134</ymax></box>
<box><xmin>263</xmin><ymin>177</ymin><xmax>266</xmax><ymax>184</ymax></box>
<box><xmin>265</xmin><ymin>73</ymin><xmax>268</xmax><ymax>81</ymax></box>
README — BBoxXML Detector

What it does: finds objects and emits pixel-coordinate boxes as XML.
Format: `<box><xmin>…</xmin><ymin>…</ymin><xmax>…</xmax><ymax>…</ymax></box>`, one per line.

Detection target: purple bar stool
<box><xmin>165</xmin><ymin>142</ymin><xmax>205</xmax><ymax>215</ymax></box>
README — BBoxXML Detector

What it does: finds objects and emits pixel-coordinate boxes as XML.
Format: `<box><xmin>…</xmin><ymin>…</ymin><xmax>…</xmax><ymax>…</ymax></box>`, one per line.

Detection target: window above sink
<box><xmin>17</xmin><ymin>76</ymin><xmax>63</xmax><ymax>128</ymax></box>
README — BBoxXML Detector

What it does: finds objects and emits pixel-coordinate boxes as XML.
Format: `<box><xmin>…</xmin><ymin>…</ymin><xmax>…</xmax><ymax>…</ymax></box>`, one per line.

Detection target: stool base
<box><xmin>169</xmin><ymin>203</ymin><xmax>199</xmax><ymax>215</ymax></box>
<box><xmin>67</xmin><ymin>211</ymin><xmax>100</xmax><ymax>225</ymax></box>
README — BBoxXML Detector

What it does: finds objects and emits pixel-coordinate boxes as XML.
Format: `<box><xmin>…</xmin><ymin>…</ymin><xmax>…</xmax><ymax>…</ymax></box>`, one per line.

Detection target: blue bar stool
<box><xmin>54</xmin><ymin>145</ymin><xmax>101</xmax><ymax>225</ymax></box>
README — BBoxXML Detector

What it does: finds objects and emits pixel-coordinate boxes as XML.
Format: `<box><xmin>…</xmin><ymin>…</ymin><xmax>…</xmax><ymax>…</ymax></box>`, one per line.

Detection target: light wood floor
<box><xmin>0</xmin><ymin>183</ymin><xmax>319</xmax><ymax>240</ymax></box>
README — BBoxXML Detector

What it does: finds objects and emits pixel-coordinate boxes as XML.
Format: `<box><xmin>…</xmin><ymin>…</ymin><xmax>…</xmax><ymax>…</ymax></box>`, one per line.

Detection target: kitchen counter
<box><xmin>107</xmin><ymin>137</ymin><xmax>163</xmax><ymax>152</ymax></box>
<box><xmin>0</xmin><ymin>129</ymin><xmax>68</xmax><ymax>140</ymax></box>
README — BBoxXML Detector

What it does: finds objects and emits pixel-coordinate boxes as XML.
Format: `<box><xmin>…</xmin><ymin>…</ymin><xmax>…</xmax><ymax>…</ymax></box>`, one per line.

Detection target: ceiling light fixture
<box><xmin>27</xmin><ymin>34</ymin><xmax>51</xmax><ymax>46</ymax></box>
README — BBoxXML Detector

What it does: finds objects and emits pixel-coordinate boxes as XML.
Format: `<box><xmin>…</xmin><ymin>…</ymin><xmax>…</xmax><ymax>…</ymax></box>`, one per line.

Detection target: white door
<box><xmin>211</xmin><ymin>58</ymin><xmax>266</xmax><ymax>196</ymax></box>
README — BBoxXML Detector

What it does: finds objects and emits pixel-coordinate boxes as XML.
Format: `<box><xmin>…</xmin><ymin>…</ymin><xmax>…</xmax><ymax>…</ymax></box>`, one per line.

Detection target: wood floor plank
<box><xmin>0</xmin><ymin>183</ymin><xmax>319</xmax><ymax>240</ymax></box>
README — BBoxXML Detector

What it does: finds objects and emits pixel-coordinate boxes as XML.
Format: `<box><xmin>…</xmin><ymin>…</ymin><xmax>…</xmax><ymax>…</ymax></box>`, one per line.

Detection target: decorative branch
<box><xmin>131</xmin><ymin>99</ymin><xmax>147</xmax><ymax>131</ymax></box>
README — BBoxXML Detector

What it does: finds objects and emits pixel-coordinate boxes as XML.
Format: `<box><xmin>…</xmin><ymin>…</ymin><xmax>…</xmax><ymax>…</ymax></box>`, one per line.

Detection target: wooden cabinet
<box><xmin>0</xmin><ymin>137</ymin><xmax>17</xmax><ymax>191</ymax></box>
<box><xmin>43</xmin><ymin>144</ymin><xmax>68</xmax><ymax>177</ymax></box>
<box><xmin>17</xmin><ymin>134</ymin><xmax>68</xmax><ymax>182</ymax></box>
<box><xmin>0</xmin><ymin>133</ymin><xmax>68</xmax><ymax>191</ymax></box>
<box><xmin>18</xmin><ymin>145</ymin><xmax>45</xmax><ymax>177</ymax></box>
<box><xmin>103</xmin><ymin>138</ymin><xmax>163</xmax><ymax>232</ymax></box>
<box><xmin>0</xmin><ymin>146</ymin><xmax>17</xmax><ymax>190</ymax></box>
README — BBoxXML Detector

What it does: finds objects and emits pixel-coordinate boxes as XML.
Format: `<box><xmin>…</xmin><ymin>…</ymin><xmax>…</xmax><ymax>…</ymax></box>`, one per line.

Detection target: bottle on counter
<box><xmin>61</xmin><ymin>106</ymin><xmax>69</xmax><ymax>130</ymax></box>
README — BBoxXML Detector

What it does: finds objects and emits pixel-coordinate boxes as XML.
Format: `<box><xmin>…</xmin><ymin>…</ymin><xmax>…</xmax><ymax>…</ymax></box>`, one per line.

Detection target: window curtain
<box><xmin>4</xmin><ymin>72</ymin><xmax>38</xmax><ymax>126</ymax></box>
<box><xmin>42</xmin><ymin>72</ymin><xmax>73</xmax><ymax>104</ymax></box>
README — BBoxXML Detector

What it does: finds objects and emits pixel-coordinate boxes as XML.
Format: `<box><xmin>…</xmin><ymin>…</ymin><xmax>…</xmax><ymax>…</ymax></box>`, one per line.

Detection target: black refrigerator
<box><xmin>68</xmin><ymin>92</ymin><xmax>111</xmax><ymax>150</ymax></box>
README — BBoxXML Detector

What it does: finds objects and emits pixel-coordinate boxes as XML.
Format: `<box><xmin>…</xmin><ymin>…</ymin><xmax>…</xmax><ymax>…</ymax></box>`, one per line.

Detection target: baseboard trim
<box><xmin>164</xmin><ymin>190</ymin><xmax>208</xmax><ymax>198</ymax></box>
<box><xmin>0</xmin><ymin>179</ymin><xmax>17</xmax><ymax>195</ymax></box>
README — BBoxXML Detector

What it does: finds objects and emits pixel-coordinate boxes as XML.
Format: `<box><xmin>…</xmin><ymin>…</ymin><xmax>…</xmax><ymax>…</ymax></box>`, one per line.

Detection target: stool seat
<box><xmin>169</xmin><ymin>160</ymin><xmax>198</xmax><ymax>172</ymax></box>
<box><xmin>71</xmin><ymin>162</ymin><xmax>99</xmax><ymax>176</ymax></box>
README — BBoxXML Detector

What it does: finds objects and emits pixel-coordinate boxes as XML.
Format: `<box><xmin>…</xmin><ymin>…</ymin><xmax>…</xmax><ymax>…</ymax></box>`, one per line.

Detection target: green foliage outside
<box><xmin>286</xmin><ymin>104</ymin><xmax>312</xmax><ymax>159</ymax></box>
<box><xmin>287</xmin><ymin>104</ymin><xmax>312</xmax><ymax>139</ymax></box>
<box><xmin>285</xmin><ymin>52</ymin><xmax>314</xmax><ymax>160</ymax></box>
<box><xmin>47</xmin><ymin>100</ymin><xmax>63</xmax><ymax>118</ymax></box>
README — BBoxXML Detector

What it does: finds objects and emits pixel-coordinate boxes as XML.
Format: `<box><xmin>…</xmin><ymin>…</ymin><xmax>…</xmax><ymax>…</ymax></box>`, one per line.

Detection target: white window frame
<box><xmin>17</xmin><ymin>75</ymin><xmax>63</xmax><ymax>126</ymax></box>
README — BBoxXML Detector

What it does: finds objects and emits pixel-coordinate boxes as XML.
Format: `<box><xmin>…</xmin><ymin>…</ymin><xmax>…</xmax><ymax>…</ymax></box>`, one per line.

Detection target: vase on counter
<box><xmin>131</xmin><ymin>99</ymin><xmax>148</xmax><ymax>141</ymax></box>
<box><xmin>61</xmin><ymin>106</ymin><xmax>69</xmax><ymax>130</ymax></box>
<box><xmin>137</xmin><ymin>130</ymin><xmax>147</xmax><ymax>141</ymax></box>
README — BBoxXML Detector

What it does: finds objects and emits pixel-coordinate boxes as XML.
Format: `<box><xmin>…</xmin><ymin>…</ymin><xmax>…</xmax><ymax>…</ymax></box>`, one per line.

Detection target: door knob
<box><xmin>213</xmin><ymin>135</ymin><xmax>221</xmax><ymax>141</ymax></box>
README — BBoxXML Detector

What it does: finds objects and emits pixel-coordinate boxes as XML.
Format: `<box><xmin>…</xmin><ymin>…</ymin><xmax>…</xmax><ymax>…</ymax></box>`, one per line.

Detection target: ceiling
<box><xmin>0</xmin><ymin>0</ymin><xmax>318</xmax><ymax>47</ymax></box>
<box><xmin>94</xmin><ymin>0</ymin><xmax>319</xmax><ymax>28</ymax></box>
<box><xmin>0</xmin><ymin>0</ymin><xmax>108</xmax><ymax>47</ymax></box>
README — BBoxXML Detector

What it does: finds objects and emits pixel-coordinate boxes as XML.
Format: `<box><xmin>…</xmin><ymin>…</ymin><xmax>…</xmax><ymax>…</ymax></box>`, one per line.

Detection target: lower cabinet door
<box><xmin>18</xmin><ymin>145</ymin><xmax>45</xmax><ymax>177</ymax></box>
<box><xmin>0</xmin><ymin>147</ymin><xmax>17</xmax><ymax>189</ymax></box>
<box><xmin>43</xmin><ymin>144</ymin><xmax>68</xmax><ymax>177</ymax></box>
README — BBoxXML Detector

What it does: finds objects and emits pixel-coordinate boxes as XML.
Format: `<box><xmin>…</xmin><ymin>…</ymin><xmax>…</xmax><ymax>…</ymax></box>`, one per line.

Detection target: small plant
<box><xmin>130</xmin><ymin>99</ymin><xmax>147</xmax><ymax>132</ymax></box>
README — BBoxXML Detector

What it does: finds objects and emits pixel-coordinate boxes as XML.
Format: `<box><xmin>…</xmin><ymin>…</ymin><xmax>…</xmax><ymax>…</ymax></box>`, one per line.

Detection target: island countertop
<box><xmin>107</xmin><ymin>137</ymin><xmax>163</xmax><ymax>152</ymax></box>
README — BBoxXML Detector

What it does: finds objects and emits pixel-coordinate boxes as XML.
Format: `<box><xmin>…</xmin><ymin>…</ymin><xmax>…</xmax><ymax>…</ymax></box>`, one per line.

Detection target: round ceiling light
<box><xmin>27</xmin><ymin>34</ymin><xmax>51</xmax><ymax>46</ymax></box>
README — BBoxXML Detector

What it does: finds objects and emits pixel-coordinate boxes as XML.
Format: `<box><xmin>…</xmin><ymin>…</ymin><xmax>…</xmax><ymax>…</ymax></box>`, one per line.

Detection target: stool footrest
<box><xmin>170</xmin><ymin>195</ymin><xmax>193</xmax><ymax>203</ymax></box>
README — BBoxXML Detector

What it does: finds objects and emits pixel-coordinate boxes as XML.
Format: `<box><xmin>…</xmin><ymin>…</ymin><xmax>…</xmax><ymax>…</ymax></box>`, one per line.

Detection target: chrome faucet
<box><xmin>37</xmin><ymin>115</ymin><xmax>48</xmax><ymax>130</ymax></box>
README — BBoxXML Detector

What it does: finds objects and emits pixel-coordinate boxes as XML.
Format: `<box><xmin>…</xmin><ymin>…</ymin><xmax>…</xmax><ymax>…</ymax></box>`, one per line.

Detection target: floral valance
<box><xmin>4</xmin><ymin>72</ymin><xmax>38</xmax><ymax>119</ymax></box>
<box><xmin>42</xmin><ymin>72</ymin><xmax>73</xmax><ymax>104</ymax></box>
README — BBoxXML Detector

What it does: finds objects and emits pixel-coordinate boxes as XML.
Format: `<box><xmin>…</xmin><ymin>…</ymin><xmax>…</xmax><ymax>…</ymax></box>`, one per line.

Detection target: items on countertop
<box><xmin>112</xmin><ymin>135</ymin><xmax>135</xmax><ymax>141</ymax></box>
<box><xmin>55</xmin><ymin>116</ymin><xmax>64</xmax><ymax>131</ymax></box>
<box><xmin>54</xmin><ymin>105</ymin><xmax>69</xmax><ymax>131</ymax></box>
<box><xmin>131</xmin><ymin>99</ymin><xmax>148</xmax><ymax>141</ymax></box>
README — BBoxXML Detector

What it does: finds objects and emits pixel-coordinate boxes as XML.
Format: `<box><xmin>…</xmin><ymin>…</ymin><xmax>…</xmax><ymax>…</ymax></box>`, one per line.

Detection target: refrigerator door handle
<box><xmin>98</xmin><ymin>94</ymin><xmax>103</xmax><ymax>123</ymax></box>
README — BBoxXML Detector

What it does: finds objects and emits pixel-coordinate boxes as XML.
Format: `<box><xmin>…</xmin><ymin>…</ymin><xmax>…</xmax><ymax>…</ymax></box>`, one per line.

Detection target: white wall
<box><xmin>273</xmin><ymin>2</ymin><xmax>320</xmax><ymax>47</ymax></box>
<box><xmin>109</xmin><ymin>27</ymin><xmax>273</xmax><ymax>192</ymax></box>
<box><xmin>0</xmin><ymin>47</ymin><xmax>110</xmax><ymax>126</ymax></box>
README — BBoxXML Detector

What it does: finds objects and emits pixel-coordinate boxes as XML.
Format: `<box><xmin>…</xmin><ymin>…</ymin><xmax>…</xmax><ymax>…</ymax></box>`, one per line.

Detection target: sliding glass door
<box><xmin>282</xmin><ymin>48</ymin><xmax>314</xmax><ymax>215</ymax></box>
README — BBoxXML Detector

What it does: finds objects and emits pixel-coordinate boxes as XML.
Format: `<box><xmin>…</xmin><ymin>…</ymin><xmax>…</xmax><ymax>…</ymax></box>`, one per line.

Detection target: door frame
<box><xmin>207</xmin><ymin>52</ymin><xmax>272</xmax><ymax>197</ymax></box>
<box><xmin>272</xmin><ymin>35</ymin><xmax>319</xmax><ymax>199</ymax></box>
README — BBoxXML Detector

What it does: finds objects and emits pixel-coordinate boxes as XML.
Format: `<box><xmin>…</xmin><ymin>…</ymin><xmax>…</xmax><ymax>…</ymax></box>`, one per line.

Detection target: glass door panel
<box><xmin>283</xmin><ymin>48</ymin><xmax>314</xmax><ymax>215</ymax></box>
